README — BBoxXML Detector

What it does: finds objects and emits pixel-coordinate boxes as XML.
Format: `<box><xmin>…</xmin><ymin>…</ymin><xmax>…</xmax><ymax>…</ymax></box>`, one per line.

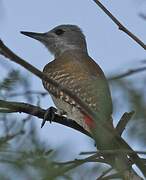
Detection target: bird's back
<box><xmin>43</xmin><ymin>50</ymin><xmax>113</xmax><ymax>127</ymax></box>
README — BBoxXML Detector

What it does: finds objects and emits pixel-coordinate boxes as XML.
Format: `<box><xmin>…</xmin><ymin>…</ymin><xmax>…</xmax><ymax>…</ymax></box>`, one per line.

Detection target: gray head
<box><xmin>21</xmin><ymin>24</ymin><xmax>87</xmax><ymax>57</ymax></box>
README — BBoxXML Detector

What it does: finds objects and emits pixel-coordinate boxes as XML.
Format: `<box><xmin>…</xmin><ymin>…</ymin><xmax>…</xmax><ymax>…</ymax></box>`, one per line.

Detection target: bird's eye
<box><xmin>54</xmin><ymin>29</ymin><xmax>65</xmax><ymax>36</ymax></box>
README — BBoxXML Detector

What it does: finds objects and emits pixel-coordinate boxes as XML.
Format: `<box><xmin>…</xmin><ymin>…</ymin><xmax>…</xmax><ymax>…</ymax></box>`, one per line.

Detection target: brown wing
<box><xmin>43</xmin><ymin>51</ymin><xmax>113</xmax><ymax>123</ymax></box>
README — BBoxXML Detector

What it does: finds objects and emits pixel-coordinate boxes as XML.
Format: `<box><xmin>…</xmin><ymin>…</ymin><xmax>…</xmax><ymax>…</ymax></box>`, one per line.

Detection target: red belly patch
<box><xmin>83</xmin><ymin>115</ymin><xmax>96</xmax><ymax>129</ymax></box>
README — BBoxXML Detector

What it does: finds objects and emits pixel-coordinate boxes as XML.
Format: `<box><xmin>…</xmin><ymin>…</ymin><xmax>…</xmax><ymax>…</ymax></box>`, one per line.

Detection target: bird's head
<box><xmin>21</xmin><ymin>24</ymin><xmax>87</xmax><ymax>57</ymax></box>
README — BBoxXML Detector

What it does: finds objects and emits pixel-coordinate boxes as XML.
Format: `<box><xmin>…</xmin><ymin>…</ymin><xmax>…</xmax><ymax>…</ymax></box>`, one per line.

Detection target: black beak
<box><xmin>20</xmin><ymin>31</ymin><xmax>46</xmax><ymax>41</ymax></box>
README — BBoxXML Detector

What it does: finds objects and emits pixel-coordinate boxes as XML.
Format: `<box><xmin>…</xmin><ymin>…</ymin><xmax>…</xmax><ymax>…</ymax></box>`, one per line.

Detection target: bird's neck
<box><xmin>54</xmin><ymin>48</ymin><xmax>88</xmax><ymax>59</ymax></box>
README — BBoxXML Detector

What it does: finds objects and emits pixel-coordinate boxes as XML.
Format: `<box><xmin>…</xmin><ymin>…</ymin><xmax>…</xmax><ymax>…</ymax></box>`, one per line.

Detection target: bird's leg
<box><xmin>41</xmin><ymin>106</ymin><xmax>57</xmax><ymax>128</ymax></box>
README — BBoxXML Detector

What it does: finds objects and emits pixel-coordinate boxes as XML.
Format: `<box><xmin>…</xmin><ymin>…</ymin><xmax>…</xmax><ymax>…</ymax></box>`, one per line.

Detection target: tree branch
<box><xmin>54</xmin><ymin>151</ymin><xmax>142</xmax><ymax>179</ymax></box>
<box><xmin>54</xmin><ymin>155</ymin><xmax>106</xmax><ymax>165</ymax></box>
<box><xmin>0</xmin><ymin>99</ymin><xmax>91</xmax><ymax>138</ymax></box>
<box><xmin>7</xmin><ymin>90</ymin><xmax>47</xmax><ymax>97</ymax></box>
<box><xmin>80</xmin><ymin>149</ymin><xmax>146</xmax><ymax>156</ymax></box>
<box><xmin>116</xmin><ymin>111</ymin><xmax>135</xmax><ymax>136</ymax></box>
<box><xmin>93</xmin><ymin>0</ymin><xmax>146</xmax><ymax>50</ymax></box>
<box><xmin>97</xmin><ymin>167</ymin><xmax>113</xmax><ymax>180</ymax></box>
<box><xmin>108</xmin><ymin>67</ymin><xmax>146</xmax><ymax>81</ymax></box>
<box><xmin>97</xmin><ymin>171</ymin><xmax>142</xmax><ymax>180</ymax></box>
<box><xmin>97</xmin><ymin>172</ymin><xmax>124</xmax><ymax>180</ymax></box>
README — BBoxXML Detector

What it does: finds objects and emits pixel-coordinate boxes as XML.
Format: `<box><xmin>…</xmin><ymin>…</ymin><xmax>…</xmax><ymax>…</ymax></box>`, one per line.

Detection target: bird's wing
<box><xmin>43</xmin><ymin>51</ymin><xmax>113</xmax><ymax>124</ymax></box>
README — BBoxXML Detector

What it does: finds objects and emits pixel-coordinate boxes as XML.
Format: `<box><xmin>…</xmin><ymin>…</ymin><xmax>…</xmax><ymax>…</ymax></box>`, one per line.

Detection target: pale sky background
<box><xmin>0</xmin><ymin>0</ymin><xmax>146</xmax><ymax>176</ymax></box>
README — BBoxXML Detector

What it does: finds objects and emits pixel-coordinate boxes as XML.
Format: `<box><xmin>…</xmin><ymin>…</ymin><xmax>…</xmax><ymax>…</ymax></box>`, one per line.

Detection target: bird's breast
<box><xmin>51</xmin><ymin>95</ymin><xmax>91</xmax><ymax>132</ymax></box>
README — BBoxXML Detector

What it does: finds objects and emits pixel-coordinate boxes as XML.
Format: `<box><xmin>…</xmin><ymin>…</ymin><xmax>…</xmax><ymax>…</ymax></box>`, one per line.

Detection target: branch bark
<box><xmin>116</xmin><ymin>111</ymin><xmax>135</xmax><ymax>136</ymax></box>
<box><xmin>0</xmin><ymin>99</ymin><xmax>91</xmax><ymax>138</ymax></box>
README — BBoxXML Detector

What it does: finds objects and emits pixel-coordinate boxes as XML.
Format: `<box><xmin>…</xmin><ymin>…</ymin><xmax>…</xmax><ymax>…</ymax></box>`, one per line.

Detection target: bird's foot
<box><xmin>41</xmin><ymin>106</ymin><xmax>57</xmax><ymax>128</ymax></box>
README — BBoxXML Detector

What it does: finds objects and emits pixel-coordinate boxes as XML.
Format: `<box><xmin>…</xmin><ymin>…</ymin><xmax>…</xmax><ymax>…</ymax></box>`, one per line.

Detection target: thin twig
<box><xmin>116</xmin><ymin>111</ymin><xmax>135</xmax><ymax>136</ymax></box>
<box><xmin>98</xmin><ymin>171</ymin><xmax>143</xmax><ymax>180</ymax></box>
<box><xmin>108</xmin><ymin>67</ymin><xmax>146</xmax><ymax>81</ymax></box>
<box><xmin>7</xmin><ymin>90</ymin><xmax>47</xmax><ymax>97</ymax></box>
<box><xmin>97</xmin><ymin>172</ymin><xmax>125</xmax><ymax>180</ymax></box>
<box><xmin>80</xmin><ymin>150</ymin><xmax>146</xmax><ymax>156</ymax></box>
<box><xmin>53</xmin><ymin>153</ymin><xmax>105</xmax><ymax>166</ymax></box>
<box><xmin>54</xmin><ymin>157</ymin><xmax>105</xmax><ymax>166</ymax></box>
<box><xmin>93</xmin><ymin>0</ymin><xmax>146</xmax><ymax>50</ymax></box>
<box><xmin>97</xmin><ymin>167</ymin><xmax>113</xmax><ymax>180</ymax></box>
<box><xmin>51</xmin><ymin>154</ymin><xmax>103</xmax><ymax>179</ymax></box>
<box><xmin>58</xmin><ymin>148</ymin><xmax>146</xmax><ymax>166</ymax></box>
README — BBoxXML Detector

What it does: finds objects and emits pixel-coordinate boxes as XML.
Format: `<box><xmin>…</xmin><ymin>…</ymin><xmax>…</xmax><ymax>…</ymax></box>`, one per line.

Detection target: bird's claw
<box><xmin>41</xmin><ymin>106</ymin><xmax>57</xmax><ymax>128</ymax></box>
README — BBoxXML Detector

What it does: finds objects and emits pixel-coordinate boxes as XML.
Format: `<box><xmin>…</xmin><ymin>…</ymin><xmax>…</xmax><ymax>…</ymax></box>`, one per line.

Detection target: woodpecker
<box><xmin>21</xmin><ymin>25</ymin><xmax>146</xmax><ymax>177</ymax></box>
<box><xmin>21</xmin><ymin>25</ymin><xmax>113</xmax><ymax>134</ymax></box>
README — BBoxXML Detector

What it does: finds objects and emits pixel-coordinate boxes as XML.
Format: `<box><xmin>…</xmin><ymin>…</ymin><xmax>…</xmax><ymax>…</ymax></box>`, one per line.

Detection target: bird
<box><xmin>21</xmin><ymin>25</ymin><xmax>146</xmax><ymax>177</ymax></box>
<box><xmin>21</xmin><ymin>25</ymin><xmax>113</xmax><ymax>134</ymax></box>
